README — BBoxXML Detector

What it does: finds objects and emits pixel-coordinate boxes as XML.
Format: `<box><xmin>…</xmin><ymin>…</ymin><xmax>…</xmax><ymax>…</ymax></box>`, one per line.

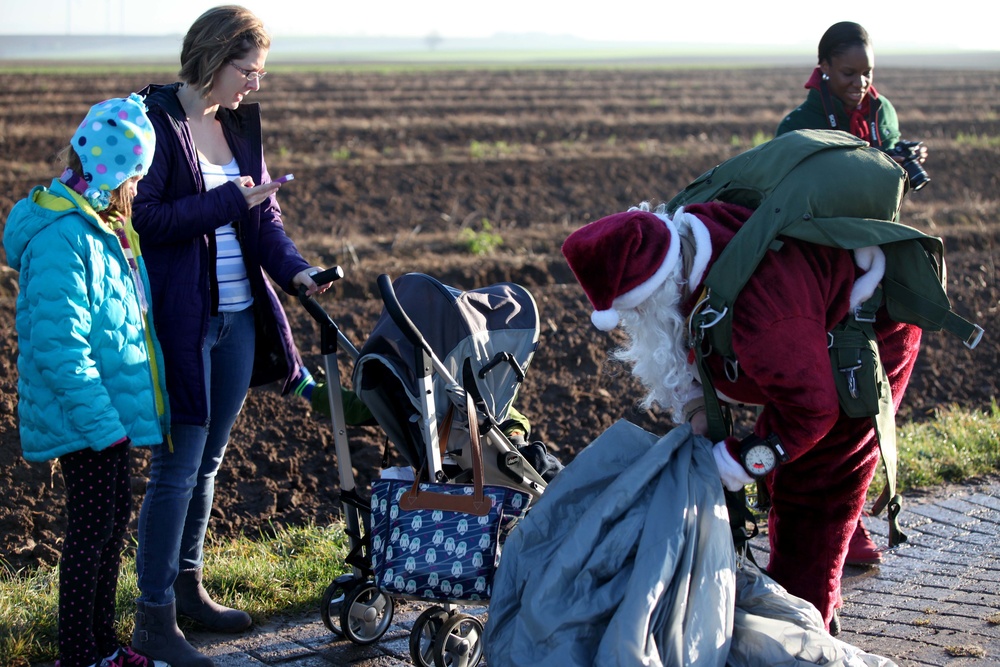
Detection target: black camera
<box><xmin>888</xmin><ymin>140</ymin><xmax>930</xmax><ymax>191</ymax></box>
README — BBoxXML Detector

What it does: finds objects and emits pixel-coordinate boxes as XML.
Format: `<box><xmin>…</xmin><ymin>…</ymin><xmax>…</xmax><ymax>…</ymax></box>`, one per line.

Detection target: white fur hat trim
<box><xmin>672</xmin><ymin>206</ymin><xmax>712</xmax><ymax>291</ymax></box>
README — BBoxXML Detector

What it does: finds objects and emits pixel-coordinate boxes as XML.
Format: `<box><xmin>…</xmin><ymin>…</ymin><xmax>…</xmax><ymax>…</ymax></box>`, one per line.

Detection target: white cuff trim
<box><xmin>713</xmin><ymin>441</ymin><xmax>754</xmax><ymax>492</ymax></box>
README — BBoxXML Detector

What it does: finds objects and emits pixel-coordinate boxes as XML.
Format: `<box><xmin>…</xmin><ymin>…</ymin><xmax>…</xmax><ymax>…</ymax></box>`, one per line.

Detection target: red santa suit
<box><xmin>686</xmin><ymin>201</ymin><xmax>921</xmax><ymax>626</ymax></box>
<box><xmin>562</xmin><ymin>202</ymin><xmax>922</xmax><ymax>629</ymax></box>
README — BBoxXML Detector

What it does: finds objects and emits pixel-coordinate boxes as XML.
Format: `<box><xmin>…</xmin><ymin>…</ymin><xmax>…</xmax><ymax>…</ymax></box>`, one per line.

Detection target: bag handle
<box><xmin>400</xmin><ymin>391</ymin><xmax>493</xmax><ymax>516</ymax></box>
<box><xmin>437</xmin><ymin>404</ymin><xmax>454</xmax><ymax>456</ymax></box>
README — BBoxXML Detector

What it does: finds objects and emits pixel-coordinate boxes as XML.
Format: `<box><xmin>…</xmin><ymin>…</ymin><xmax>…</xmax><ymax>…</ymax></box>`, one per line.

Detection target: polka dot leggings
<box><xmin>57</xmin><ymin>441</ymin><xmax>132</xmax><ymax>667</ymax></box>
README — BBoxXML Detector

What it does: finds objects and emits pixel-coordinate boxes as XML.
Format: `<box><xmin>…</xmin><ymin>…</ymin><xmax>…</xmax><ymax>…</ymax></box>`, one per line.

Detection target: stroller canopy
<box><xmin>353</xmin><ymin>273</ymin><xmax>539</xmax><ymax>470</ymax></box>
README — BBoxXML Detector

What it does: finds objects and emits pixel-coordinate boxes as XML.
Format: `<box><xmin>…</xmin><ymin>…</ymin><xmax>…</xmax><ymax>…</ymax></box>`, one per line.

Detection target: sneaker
<box><xmin>844</xmin><ymin>518</ymin><xmax>882</xmax><ymax>566</ymax></box>
<box><xmin>101</xmin><ymin>646</ymin><xmax>168</xmax><ymax>667</ymax></box>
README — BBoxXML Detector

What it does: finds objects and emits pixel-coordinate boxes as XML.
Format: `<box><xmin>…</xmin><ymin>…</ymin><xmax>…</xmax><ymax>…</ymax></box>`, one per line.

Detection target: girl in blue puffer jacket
<box><xmin>3</xmin><ymin>94</ymin><xmax>169</xmax><ymax>667</ymax></box>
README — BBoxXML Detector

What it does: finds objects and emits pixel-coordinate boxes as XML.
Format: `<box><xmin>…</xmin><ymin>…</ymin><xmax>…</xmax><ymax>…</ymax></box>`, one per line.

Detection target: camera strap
<box><xmin>818</xmin><ymin>79</ymin><xmax>884</xmax><ymax>149</ymax></box>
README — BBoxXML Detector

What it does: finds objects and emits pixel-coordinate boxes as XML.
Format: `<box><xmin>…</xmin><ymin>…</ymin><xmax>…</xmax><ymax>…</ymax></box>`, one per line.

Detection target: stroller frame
<box><xmin>297</xmin><ymin>269</ymin><xmax>545</xmax><ymax>667</ymax></box>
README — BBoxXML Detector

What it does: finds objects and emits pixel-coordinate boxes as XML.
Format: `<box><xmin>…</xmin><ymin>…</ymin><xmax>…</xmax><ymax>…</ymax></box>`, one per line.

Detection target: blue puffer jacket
<box><xmin>3</xmin><ymin>180</ymin><xmax>169</xmax><ymax>462</ymax></box>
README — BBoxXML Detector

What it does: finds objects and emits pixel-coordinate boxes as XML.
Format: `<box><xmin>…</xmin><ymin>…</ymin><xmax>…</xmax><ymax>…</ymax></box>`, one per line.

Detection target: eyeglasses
<box><xmin>229</xmin><ymin>62</ymin><xmax>267</xmax><ymax>82</ymax></box>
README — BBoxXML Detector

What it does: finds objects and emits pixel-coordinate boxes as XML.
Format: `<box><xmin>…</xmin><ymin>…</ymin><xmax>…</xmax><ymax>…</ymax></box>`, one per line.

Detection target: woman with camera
<box><xmin>777</xmin><ymin>21</ymin><xmax>929</xmax><ymax>190</ymax></box>
<box><xmin>774</xmin><ymin>21</ymin><xmax>928</xmax><ymax>586</ymax></box>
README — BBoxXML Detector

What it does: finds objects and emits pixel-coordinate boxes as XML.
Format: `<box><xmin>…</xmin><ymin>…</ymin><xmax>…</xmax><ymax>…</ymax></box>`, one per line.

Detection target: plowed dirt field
<box><xmin>1</xmin><ymin>66</ymin><xmax>997</xmax><ymax>573</ymax></box>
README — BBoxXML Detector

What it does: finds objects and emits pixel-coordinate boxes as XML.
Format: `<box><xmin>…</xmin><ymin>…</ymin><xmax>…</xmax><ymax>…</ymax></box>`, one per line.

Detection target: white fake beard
<box><xmin>612</xmin><ymin>275</ymin><xmax>695</xmax><ymax>423</ymax></box>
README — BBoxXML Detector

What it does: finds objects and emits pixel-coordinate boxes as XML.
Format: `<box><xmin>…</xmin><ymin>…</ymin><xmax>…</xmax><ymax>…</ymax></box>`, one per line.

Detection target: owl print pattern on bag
<box><xmin>370</xmin><ymin>479</ymin><xmax>530</xmax><ymax>601</ymax></box>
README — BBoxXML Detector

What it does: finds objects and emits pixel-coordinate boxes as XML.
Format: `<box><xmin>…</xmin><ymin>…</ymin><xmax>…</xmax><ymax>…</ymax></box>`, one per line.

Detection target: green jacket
<box><xmin>776</xmin><ymin>88</ymin><xmax>901</xmax><ymax>151</ymax></box>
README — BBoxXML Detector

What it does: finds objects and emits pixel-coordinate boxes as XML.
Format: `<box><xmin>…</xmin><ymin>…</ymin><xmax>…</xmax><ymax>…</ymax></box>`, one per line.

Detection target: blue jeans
<box><xmin>136</xmin><ymin>309</ymin><xmax>255</xmax><ymax>603</ymax></box>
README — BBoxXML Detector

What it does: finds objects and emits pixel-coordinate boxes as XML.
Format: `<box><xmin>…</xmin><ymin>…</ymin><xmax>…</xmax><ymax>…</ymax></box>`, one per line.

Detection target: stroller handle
<box><xmin>297</xmin><ymin>266</ymin><xmax>360</xmax><ymax>361</ymax></box>
<box><xmin>376</xmin><ymin>273</ymin><xmax>430</xmax><ymax>353</ymax></box>
<box><xmin>297</xmin><ymin>266</ymin><xmax>345</xmax><ymax>328</ymax></box>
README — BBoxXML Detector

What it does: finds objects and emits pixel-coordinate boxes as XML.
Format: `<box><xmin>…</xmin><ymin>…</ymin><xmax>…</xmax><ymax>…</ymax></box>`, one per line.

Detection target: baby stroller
<box><xmin>297</xmin><ymin>269</ymin><xmax>549</xmax><ymax>667</ymax></box>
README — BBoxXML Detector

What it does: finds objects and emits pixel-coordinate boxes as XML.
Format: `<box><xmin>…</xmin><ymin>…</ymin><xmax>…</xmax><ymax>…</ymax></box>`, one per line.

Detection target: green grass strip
<box><xmin>2</xmin><ymin>404</ymin><xmax>998</xmax><ymax>665</ymax></box>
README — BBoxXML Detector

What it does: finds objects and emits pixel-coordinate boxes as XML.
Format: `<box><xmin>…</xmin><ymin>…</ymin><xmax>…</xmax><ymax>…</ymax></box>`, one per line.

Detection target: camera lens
<box><xmin>903</xmin><ymin>157</ymin><xmax>930</xmax><ymax>191</ymax></box>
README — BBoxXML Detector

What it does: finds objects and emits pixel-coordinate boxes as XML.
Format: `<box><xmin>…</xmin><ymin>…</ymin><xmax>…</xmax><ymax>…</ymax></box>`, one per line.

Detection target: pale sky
<box><xmin>1</xmin><ymin>0</ymin><xmax>996</xmax><ymax>52</ymax></box>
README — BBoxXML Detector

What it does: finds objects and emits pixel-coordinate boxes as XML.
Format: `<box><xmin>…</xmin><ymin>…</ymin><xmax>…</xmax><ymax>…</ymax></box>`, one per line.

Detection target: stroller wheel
<box><xmin>340</xmin><ymin>581</ymin><xmax>394</xmax><ymax>645</ymax></box>
<box><xmin>433</xmin><ymin>612</ymin><xmax>484</xmax><ymax>667</ymax></box>
<box><xmin>319</xmin><ymin>574</ymin><xmax>358</xmax><ymax>636</ymax></box>
<box><xmin>409</xmin><ymin>606</ymin><xmax>450</xmax><ymax>667</ymax></box>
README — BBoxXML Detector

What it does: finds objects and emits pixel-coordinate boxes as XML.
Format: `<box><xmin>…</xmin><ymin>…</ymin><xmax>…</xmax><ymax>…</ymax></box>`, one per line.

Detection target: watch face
<box><xmin>744</xmin><ymin>444</ymin><xmax>777</xmax><ymax>476</ymax></box>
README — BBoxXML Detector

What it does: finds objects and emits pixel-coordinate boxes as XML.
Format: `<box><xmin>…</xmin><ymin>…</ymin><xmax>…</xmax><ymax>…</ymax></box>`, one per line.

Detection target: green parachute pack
<box><xmin>665</xmin><ymin>128</ymin><xmax>983</xmax><ymax>548</ymax></box>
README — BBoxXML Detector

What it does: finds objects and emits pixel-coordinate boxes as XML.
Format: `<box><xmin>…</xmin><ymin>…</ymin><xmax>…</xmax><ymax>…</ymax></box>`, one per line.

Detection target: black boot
<box><xmin>174</xmin><ymin>568</ymin><xmax>252</xmax><ymax>633</ymax></box>
<box><xmin>132</xmin><ymin>599</ymin><xmax>215</xmax><ymax>666</ymax></box>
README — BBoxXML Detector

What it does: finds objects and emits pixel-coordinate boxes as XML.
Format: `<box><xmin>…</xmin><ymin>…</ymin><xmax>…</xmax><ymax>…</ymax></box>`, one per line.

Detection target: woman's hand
<box><xmin>234</xmin><ymin>176</ymin><xmax>281</xmax><ymax>209</ymax></box>
<box><xmin>293</xmin><ymin>267</ymin><xmax>332</xmax><ymax>297</ymax></box>
<box><xmin>889</xmin><ymin>142</ymin><xmax>929</xmax><ymax>165</ymax></box>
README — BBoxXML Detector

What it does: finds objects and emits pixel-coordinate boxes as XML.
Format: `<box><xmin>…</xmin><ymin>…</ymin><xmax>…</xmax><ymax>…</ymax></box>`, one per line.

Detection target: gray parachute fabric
<box><xmin>731</xmin><ymin>561</ymin><xmax>898</xmax><ymax>667</ymax></box>
<box><xmin>483</xmin><ymin>421</ymin><xmax>899</xmax><ymax>667</ymax></box>
<box><xmin>483</xmin><ymin>420</ymin><xmax>736</xmax><ymax>667</ymax></box>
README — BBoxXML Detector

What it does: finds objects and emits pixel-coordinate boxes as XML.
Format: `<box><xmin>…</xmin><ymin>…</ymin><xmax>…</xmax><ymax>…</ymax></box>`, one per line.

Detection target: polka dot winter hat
<box><xmin>70</xmin><ymin>93</ymin><xmax>155</xmax><ymax>211</ymax></box>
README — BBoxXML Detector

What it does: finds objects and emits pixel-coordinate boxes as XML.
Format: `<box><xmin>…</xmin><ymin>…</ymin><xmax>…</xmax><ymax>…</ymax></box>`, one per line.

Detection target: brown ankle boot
<box><xmin>173</xmin><ymin>568</ymin><xmax>252</xmax><ymax>633</ymax></box>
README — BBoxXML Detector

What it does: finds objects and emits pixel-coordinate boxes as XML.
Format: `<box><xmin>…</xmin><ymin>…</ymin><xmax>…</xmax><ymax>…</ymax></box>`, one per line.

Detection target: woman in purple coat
<box><xmin>129</xmin><ymin>7</ymin><xmax>328</xmax><ymax>666</ymax></box>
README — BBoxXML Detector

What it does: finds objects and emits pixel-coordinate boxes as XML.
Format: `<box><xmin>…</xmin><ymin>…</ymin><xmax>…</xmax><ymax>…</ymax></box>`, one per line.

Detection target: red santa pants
<box><xmin>764</xmin><ymin>319</ymin><xmax>921</xmax><ymax>628</ymax></box>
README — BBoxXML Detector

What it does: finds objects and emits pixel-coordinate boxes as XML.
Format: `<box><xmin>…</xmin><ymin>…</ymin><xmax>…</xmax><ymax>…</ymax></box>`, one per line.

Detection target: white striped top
<box><xmin>200</xmin><ymin>156</ymin><xmax>253</xmax><ymax>312</ymax></box>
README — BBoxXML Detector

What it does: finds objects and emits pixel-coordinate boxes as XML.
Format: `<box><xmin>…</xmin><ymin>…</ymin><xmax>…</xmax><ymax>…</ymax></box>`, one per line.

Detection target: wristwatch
<box><xmin>738</xmin><ymin>433</ymin><xmax>788</xmax><ymax>479</ymax></box>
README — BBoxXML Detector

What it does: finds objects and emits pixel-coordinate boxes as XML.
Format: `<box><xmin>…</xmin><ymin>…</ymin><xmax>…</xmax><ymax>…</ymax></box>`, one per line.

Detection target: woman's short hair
<box><xmin>179</xmin><ymin>5</ymin><xmax>271</xmax><ymax>95</ymax></box>
<box><xmin>817</xmin><ymin>21</ymin><xmax>871</xmax><ymax>65</ymax></box>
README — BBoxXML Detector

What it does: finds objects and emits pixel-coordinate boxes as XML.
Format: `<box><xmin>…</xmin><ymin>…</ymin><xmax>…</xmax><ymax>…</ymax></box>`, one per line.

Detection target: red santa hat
<box><xmin>561</xmin><ymin>209</ymin><xmax>681</xmax><ymax>331</ymax></box>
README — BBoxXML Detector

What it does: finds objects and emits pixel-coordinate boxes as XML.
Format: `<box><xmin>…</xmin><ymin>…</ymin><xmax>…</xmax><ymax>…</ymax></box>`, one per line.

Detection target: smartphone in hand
<box><xmin>274</xmin><ymin>174</ymin><xmax>295</xmax><ymax>184</ymax></box>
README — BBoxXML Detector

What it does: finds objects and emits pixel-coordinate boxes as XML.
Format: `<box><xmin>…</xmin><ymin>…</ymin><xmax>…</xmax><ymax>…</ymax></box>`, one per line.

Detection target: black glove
<box><xmin>517</xmin><ymin>441</ymin><xmax>565</xmax><ymax>483</ymax></box>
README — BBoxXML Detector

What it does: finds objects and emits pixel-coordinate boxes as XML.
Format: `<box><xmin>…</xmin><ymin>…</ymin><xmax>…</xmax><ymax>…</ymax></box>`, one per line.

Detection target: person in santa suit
<box><xmin>560</xmin><ymin>200</ymin><xmax>922</xmax><ymax>634</ymax></box>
